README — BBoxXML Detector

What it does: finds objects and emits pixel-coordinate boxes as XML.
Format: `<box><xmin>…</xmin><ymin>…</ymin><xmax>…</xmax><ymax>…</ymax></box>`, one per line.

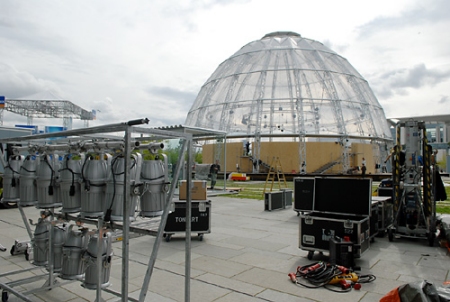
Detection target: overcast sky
<box><xmin>1</xmin><ymin>0</ymin><xmax>449</xmax><ymax>129</ymax></box>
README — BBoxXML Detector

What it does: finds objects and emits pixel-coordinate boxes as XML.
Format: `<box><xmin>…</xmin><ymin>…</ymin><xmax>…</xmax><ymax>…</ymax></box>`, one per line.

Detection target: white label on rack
<box><xmin>175</xmin><ymin>216</ymin><xmax>198</xmax><ymax>223</ymax></box>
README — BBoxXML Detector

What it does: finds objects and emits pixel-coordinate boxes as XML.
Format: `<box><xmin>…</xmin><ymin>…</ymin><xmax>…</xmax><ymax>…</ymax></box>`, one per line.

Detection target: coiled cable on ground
<box><xmin>288</xmin><ymin>261</ymin><xmax>376</xmax><ymax>293</ymax></box>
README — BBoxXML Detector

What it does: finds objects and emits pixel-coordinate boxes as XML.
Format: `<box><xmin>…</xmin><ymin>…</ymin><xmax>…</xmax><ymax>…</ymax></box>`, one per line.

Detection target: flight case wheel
<box><xmin>307</xmin><ymin>251</ymin><xmax>314</xmax><ymax>260</ymax></box>
<box><xmin>2</xmin><ymin>290</ymin><xmax>8</xmax><ymax>302</ymax></box>
<box><xmin>428</xmin><ymin>232</ymin><xmax>435</xmax><ymax>247</ymax></box>
<box><xmin>388</xmin><ymin>229</ymin><xmax>394</xmax><ymax>242</ymax></box>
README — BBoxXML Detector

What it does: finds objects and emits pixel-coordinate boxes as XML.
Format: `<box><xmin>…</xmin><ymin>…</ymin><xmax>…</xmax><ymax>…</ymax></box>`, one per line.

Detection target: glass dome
<box><xmin>185</xmin><ymin>31</ymin><xmax>391</xmax><ymax>141</ymax></box>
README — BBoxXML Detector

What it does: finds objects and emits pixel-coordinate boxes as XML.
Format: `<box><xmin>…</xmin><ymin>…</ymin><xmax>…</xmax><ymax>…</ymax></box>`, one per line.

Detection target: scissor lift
<box><xmin>390</xmin><ymin>120</ymin><xmax>437</xmax><ymax>246</ymax></box>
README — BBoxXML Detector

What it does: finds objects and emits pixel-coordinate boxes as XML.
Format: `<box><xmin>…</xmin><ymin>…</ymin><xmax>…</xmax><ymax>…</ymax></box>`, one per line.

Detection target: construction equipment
<box><xmin>390</xmin><ymin>120</ymin><xmax>438</xmax><ymax>246</ymax></box>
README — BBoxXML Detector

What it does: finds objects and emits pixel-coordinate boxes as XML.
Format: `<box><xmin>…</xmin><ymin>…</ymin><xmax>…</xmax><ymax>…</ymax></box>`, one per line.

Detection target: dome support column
<box><xmin>253</xmin><ymin>132</ymin><xmax>261</xmax><ymax>173</ymax></box>
<box><xmin>340</xmin><ymin>136</ymin><xmax>350</xmax><ymax>173</ymax></box>
<box><xmin>298</xmin><ymin>134</ymin><xmax>306</xmax><ymax>174</ymax></box>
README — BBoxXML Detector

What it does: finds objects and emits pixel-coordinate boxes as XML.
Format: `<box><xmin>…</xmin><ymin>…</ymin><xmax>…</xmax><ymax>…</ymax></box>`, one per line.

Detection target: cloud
<box><xmin>357</xmin><ymin>0</ymin><xmax>450</xmax><ymax>38</ymax></box>
<box><xmin>322</xmin><ymin>39</ymin><xmax>349</xmax><ymax>56</ymax></box>
<box><xmin>438</xmin><ymin>95</ymin><xmax>449</xmax><ymax>104</ymax></box>
<box><xmin>369</xmin><ymin>64</ymin><xmax>450</xmax><ymax>99</ymax></box>
<box><xmin>1</xmin><ymin>0</ymin><xmax>449</xmax><ymax>129</ymax></box>
<box><xmin>146</xmin><ymin>86</ymin><xmax>196</xmax><ymax>106</ymax></box>
<box><xmin>144</xmin><ymin>86</ymin><xmax>198</xmax><ymax>125</ymax></box>
<box><xmin>0</xmin><ymin>63</ymin><xmax>64</xmax><ymax>98</ymax></box>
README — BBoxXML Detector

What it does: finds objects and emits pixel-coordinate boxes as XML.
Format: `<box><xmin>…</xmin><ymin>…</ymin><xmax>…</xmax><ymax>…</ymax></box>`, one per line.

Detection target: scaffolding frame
<box><xmin>0</xmin><ymin>119</ymin><xmax>227</xmax><ymax>302</ymax></box>
<box><xmin>0</xmin><ymin>96</ymin><xmax>94</xmax><ymax>129</ymax></box>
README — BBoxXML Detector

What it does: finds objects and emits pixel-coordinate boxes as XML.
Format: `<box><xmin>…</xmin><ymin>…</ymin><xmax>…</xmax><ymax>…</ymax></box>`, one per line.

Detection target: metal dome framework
<box><xmin>185</xmin><ymin>31</ymin><xmax>392</xmax><ymax>172</ymax></box>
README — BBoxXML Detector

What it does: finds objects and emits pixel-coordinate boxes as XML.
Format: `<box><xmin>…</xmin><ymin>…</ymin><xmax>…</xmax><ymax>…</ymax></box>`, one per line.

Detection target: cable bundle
<box><xmin>288</xmin><ymin>262</ymin><xmax>376</xmax><ymax>293</ymax></box>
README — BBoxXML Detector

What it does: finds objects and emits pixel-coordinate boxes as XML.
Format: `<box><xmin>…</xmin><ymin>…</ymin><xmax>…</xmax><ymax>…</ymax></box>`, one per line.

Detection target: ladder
<box><xmin>263</xmin><ymin>157</ymin><xmax>287</xmax><ymax>194</ymax></box>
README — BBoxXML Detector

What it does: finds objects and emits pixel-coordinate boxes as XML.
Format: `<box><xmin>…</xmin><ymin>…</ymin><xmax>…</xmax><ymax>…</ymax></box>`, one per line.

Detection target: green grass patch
<box><xmin>216</xmin><ymin>179</ymin><xmax>450</xmax><ymax>215</ymax></box>
<box><xmin>216</xmin><ymin>179</ymin><xmax>293</xmax><ymax>200</ymax></box>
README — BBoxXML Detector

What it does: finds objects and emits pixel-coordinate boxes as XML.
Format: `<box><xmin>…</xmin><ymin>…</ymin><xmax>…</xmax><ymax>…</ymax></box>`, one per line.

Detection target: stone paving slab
<box><xmin>190</xmin><ymin>256</ymin><xmax>252</xmax><ymax>278</ymax></box>
<box><xmin>195</xmin><ymin>272</ymin><xmax>265</xmax><ymax>297</ymax></box>
<box><xmin>0</xmin><ymin>195</ymin><xmax>449</xmax><ymax>301</ymax></box>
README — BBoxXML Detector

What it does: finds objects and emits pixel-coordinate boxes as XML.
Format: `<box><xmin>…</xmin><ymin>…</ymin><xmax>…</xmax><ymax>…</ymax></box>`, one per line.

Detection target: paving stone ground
<box><xmin>0</xmin><ymin>193</ymin><xmax>449</xmax><ymax>301</ymax></box>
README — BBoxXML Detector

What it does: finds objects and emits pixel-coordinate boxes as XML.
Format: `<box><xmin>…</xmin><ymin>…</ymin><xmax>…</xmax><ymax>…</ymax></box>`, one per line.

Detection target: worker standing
<box><xmin>209</xmin><ymin>160</ymin><xmax>221</xmax><ymax>190</ymax></box>
<box><xmin>245</xmin><ymin>141</ymin><xmax>250</xmax><ymax>156</ymax></box>
<box><xmin>361</xmin><ymin>164</ymin><xmax>367</xmax><ymax>178</ymax></box>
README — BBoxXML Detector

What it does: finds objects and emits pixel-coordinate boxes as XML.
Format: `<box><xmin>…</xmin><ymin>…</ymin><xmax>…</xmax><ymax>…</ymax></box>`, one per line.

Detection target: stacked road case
<box><xmin>164</xmin><ymin>200</ymin><xmax>211</xmax><ymax>241</ymax></box>
<box><xmin>293</xmin><ymin>177</ymin><xmax>314</xmax><ymax>215</ymax></box>
<box><xmin>296</xmin><ymin>177</ymin><xmax>372</xmax><ymax>260</ymax></box>
<box><xmin>280</xmin><ymin>188</ymin><xmax>293</xmax><ymax>208</ymax></box>
<box><xmin>264</xmin><ymin>191</ymin><xmax>284</xmax><ymax>211</ymax></box>
<box><xmin>372</xmin><ymin>196</ymin><xmax>394</xmax><ymax>236</ymax></box>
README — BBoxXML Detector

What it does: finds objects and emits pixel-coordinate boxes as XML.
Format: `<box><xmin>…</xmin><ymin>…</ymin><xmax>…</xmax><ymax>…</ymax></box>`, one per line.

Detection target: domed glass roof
<box><xmin>185</xmin><ymin>31</ymin><xmax>391</xmax><ymax>141</ymax></box>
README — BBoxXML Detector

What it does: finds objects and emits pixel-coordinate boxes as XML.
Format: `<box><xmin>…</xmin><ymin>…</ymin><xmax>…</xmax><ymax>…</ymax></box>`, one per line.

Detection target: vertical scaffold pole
<box><xmin>121</xmin><ymin>125</ymin><xmax>131</xmax><ymax>301</ymax></box>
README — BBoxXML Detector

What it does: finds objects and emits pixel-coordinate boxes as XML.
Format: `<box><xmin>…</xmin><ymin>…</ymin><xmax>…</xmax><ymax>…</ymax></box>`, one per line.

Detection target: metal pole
<box><xmin>185</xmin><ymin>139</ymin><xmax>192</xmax><ymax>302</ymax></box>
<box><xmin>139</xmin><ymin>139</ymin><xmax>188</xmax><ymax>302</ymax></box>
<box><xmin>0</xmin><ymin>283</ymin><xmax>34</xmax><ymax>302</ymax></box>
<box><xmin>47</xmin><ymin>212</ymin><xmax>54</xmax><ymax>289</ymax></box>
<box><xmin>121</xmin><ymin>126</ymin><xmax>131</xmax><ymax>301</ymax></box>
<box><xmin>223</xmin><ymin>136</ymin><xmax>227</xmax><ymax>191</ymax></box>
<box><xmin>18</xmin><ymin>205</ymin><xmax>34</xmax><ymax>239</ymax></box>
<box><xmin>96</xmin><ymin>218</ymin><xmax>103</xmax><ymax>302</ymax></box>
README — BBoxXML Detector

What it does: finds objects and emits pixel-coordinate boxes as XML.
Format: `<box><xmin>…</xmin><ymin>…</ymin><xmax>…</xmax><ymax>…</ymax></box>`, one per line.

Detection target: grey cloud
<box><xmin>146</xmin><ymin>86</ymin><xmax>196</xmax><ymax>108</ymax></box>
<box><xmin>200</xmin><ymin>0</ymin><xmax>250</xmax><ymax>9</ymax></box>
<box><xmin>323</xmin><ymin>39</ymin><xmax>348</xmax><ymax>55</ymax></box>
<box><xmin>0</xmin><ymin>63</ymin><xmax>63</xmax><ymax>98</ymax></box>
<box><xmin>162</xmin><ymin>0</ymin><xmax>249</xmax><ymax>31</ymax></box>
<box><xmin>438</xmin><ymin>96</ymin><xmax>449</xmax><ymax>104</ymax></box>
<box><xmin>169</xmin><ymin>0</ymin><xmax>249</xmax><ymax>12</ymax></box>
<box><xmin>369</xmin><ymin>64</ymin><xmax>450</xmax><ymax>99</ymax></box>
<box><xmin>0</xmin><ymin>16</ymin><xmax>13</xmax><ymax>28</ymax></box>
<box><xmin>389</xmin><ymin>64</ymin><xmax>450</xmax><ymax>88</ymax></box>
<box><xmin>0</xmin><ymin>2</ymin><xmax>81</xmax><ymax>64</ymax></box>
<box><xmin>0</xmin><ymin>23</ymin><xmax>74</xmax><ymax>61</ymax></box>
<box><xmin>142</xmin><ymin>86</ymin><xmax>197</xmax><ymax>125</ymax></box>
<box><xmin>357</xmin><ymin>0</ymin><xmax>450</xmax><ymax>38</ymax></box>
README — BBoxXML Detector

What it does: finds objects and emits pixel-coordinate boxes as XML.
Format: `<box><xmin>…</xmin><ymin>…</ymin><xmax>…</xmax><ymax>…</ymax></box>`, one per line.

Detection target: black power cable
<box><xmin>58</xmin><ymin>155</ymin><xmax>81</xmax><ymax>197</ymax></box>
<box><xmin>42</xmin><ymin>155</ymin><xmax>55</xmax><ymax>195</ymax></box>
<box><xmin>289</xmin><ymin>262</ymin><xmax>376</xmax><ymax>293</ymax></box>
<box><xmin>5</xmin><ymin>156</ymin><xmax>20</xmax><ymax>187</ymax></box>
<box><xmin>104</xmin><ymin>155</ymin><xmax>137</xmax><ymax>222</ymax></box>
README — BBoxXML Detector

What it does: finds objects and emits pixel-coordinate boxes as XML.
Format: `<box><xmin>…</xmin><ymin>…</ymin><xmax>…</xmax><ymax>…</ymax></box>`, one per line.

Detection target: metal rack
<box><xmin>390</xmin><ymin>120</ymin><xmax>437</xmax><ymax>246</ymax></box>
<box><xmin>0</xmin><ymin>118</ymin><xmax>226</xmax><ymax>302</ymax></box>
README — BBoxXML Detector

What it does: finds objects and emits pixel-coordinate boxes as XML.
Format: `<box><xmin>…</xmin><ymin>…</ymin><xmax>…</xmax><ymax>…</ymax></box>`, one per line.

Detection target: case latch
<box><xmin>344</xmin><ymin>220</ymin><xmax>353</xmax><ymax>229</ymax></box>
<box><xmin>305</xmin><ymin>216</ymin><xmax>314</xmax><ymax>225</ymax></box>
<box><xmin>303</xmin><ymin>235</ymin><xmax>315</xmax><ymax>245</ymax></box>
<box><xmin>199</xmin><ymin>202</ymin><xmax>206</xmax><ymax>212</ymax></box>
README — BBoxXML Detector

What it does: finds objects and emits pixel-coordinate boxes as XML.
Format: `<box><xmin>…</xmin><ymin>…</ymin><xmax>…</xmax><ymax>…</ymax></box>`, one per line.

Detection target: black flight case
<box><xmin>296</xmin><ymin>177</ymin><xmax>372</xmax><ymax>260</ymax></box>
<box><xmin>164</xmin><ymin>199</ymin><xmax>211</xmax><ymax>242</ymax></box>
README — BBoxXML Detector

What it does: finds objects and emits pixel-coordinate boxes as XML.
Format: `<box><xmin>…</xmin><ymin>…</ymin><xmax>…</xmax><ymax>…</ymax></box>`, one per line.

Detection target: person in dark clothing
<box><xmin>361</xmin><ymin>164</ymin><xmax>367</xmax><ymax>178</ymax></box>
<box><xmin>209</xmin><ymin>160</ymin><xmax>220</xmax><ymax>189</ymax></box>
<box><xmin>245</xmin><ymin>141</ymin><xmax>250</xmax><ymax>156</ymax></box>
<box><xmin>435</xmin><ymin>168</ymin><xmax>447</xmax><ymax>201</ymax></box>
